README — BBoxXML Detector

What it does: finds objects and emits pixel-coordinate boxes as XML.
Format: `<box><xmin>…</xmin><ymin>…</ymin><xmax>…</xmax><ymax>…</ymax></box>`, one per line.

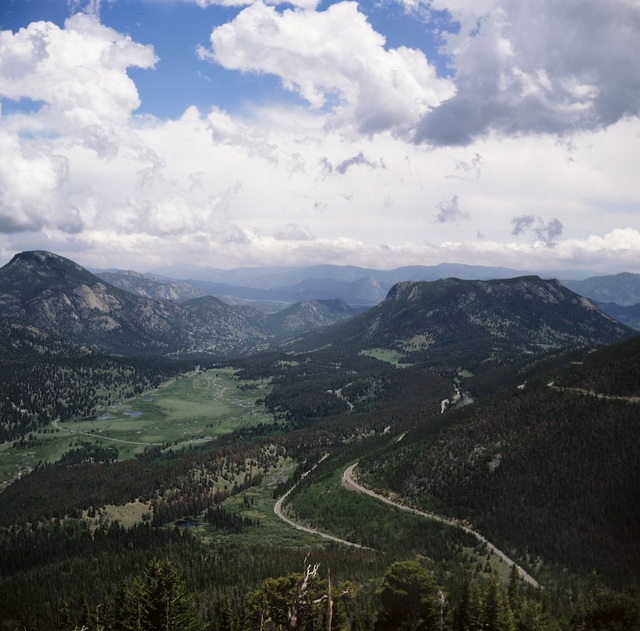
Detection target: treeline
<box><xmin>0</xmin><ymin>517</ymin><xmax>389</xmax><ymax>631</ymax></box>
<box><xmin>0</xmin><ymin>354</ymin><xmax>200</xmax><ymax>443</ymax></box>
<box><xmin>22</xmin><ymin>551</ymin><xmax>640</xmax><ymax>631</ymax></box>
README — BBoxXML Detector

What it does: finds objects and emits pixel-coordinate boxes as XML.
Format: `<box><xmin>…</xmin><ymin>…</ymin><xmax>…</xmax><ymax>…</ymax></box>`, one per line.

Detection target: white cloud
<box><xmin>0</xmin><ymin>14</ymin><xmax>156</xmax><ymax>130</ymax></box>
<box><xmin>1</xmin><ymin>3</ymin><xmax>639</xmax><ymax>277</ymax></box>
<box><xmin>200</xmin><ymin>1</ymin><xmax>454</xmax><ymax>136</ymax></box>
<box><xmin>0</xmin><ymin>128</ymin><xmax>78</xmax><ymax>233</ymax></box>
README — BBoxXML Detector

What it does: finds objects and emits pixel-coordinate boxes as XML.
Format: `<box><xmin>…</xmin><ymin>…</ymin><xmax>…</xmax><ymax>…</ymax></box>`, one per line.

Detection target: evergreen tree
<box><xmin>218</xmin><ymin>595</ymin><xmax>236</xmax><ymax>631</ymax></box>
<box><xmin>58</xmin><ymin>600</ymin><xmax>76</xmax><ymax>631</ymax></box>
<box><xmin>116</xmin><ymin>558</ymin><xmax>199</xmax><ymax>631</ymax></box>
<box><xmin>507</xmin><ymin>564</ymin><xmax>520</xmax><ymax>611</ymax></box>
<box><xmin>374</xmin><ymin>561</ymin><xmax>441</xmax><ymax>631</ymax></box>
<box><xmin>481</xmin><ymin>570</ymin><xmax>515</xmax><ymax>631</ymax></box>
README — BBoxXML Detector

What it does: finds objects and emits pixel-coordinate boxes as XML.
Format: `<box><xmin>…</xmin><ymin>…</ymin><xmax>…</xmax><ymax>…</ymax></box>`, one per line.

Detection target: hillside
<box><xmin>595</xmin><ymin>301</ymin><xmax>640</xmax><ymax>331</ymax></box>
<box><xmin>96</xmin><ymin>269</ymin><xmax>205</xmax><ymax>302</ymax></box>
<box><xmin>562</xmin><ymin>271</ymin><xmax>640</xmax><ymax>306</ymax></box>
<box><xmin>0</xmin><ymin>314</ymin><xmax>79</xmax><ymax>357</ymax></box>
<box><xmin>0</xmin><ymin>251</ymin><xmax>266</xmax><ymax>356</ymax></box>
<box><xmin>263</xmin><ymin>299</ymin><xmax>362</xmax><ymax>338</ymax></box>
<box><xmin>291</xmin><ymin>276</ymin><xmax>635</xmax><ymax>370</ymax></box>
<box><xmin>349</xmin><ymin>335</ymin><xmax>640</xmax><ymax>587</ymax></box>
<box><xmin>0</xmin><ymin>252</ymin><xmax>361</xmax><ymax>357</ymax></box>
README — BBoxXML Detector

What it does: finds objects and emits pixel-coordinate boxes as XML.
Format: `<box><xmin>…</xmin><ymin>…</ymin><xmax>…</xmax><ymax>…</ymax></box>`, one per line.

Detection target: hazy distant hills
<box><xmin>101</xmin><ymin>263</ymin><xmax>640</xmax><ymax>334</ymax></box>
<box><xmin>593</xmin><ymin>301</ymin><xmax>640</xmax><ymax>331</ymax></box>
<box><xmin>562</xmin><ymin>272</ymin><xmax>640</xmax><ymax>306</ymax></box>
<box><xmin>141</xmin><ymin>262</ymin><xmax>534</xmax><ymax>308</ymax></box>
<box><xmin>0</xmin><ymin>251</ymin><xmax>362</xmax><ymax>356</ymax></box>
<box><xmin>291</xmin><ymin>276</ymin><xmax>636</xmax><ymax>370</ymax></box>
<box><xmin>147</xmin><ymin>261</ymin><xmax>532</xmax><ymax>288</ymax></box>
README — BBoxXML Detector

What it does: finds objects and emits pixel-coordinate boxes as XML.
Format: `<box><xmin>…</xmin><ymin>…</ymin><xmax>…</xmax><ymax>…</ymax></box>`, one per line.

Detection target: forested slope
<box><xmin>356</xmin><ymin>349</ymin><xmax>640</xmax><ymax>587</ymax></box>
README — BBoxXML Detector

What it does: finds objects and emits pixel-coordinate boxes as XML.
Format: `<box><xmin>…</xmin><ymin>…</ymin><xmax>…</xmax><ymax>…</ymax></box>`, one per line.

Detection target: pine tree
<box><xmin>218</xmin><ymin>595</ymin><xmax>236</xmax><ymax>631</ymax></box>
<box><xmin>375</xmin><ymin>561</ymin><xmax>441</xmax><ymax>631</ymax></box>
<box><xmin>58</xmin><ymin>600</ymin><xmax>76</xmax><ymax>631</ymax></box>
<box><xmin>115</xmin><ymin>558</ymin><xmax>198</xmax><ymax>631</ymax></box>
<box><xmin>482</xmin><ymin>570</ymin><xmax>515</xmax><ymax>631</ymax></box>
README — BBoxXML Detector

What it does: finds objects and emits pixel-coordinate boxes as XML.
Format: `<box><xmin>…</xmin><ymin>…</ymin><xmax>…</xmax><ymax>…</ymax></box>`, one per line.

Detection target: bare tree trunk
<box><xmin>326</xmin><ymin>569</ymin><xmax>332</xmax><ymax>631</ymax></box>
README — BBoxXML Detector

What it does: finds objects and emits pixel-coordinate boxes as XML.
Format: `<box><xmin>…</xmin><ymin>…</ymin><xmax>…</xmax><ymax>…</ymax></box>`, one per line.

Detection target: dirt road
<box><xmin>273</xmin><ymin>456</ymin><xmax>369</xmax><ymax>549</ymax></box>
<box><xmin>343</xmin><ymin>463</ymin><xmax>539</xmax><ymax>588</ymax></box>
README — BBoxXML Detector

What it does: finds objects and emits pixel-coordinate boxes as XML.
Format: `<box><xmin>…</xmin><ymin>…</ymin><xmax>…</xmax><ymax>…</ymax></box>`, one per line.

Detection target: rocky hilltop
<box><xmin>293</xmin><ymin>275</ymin><xmax>636</xmax><ymax>369</ymax></box>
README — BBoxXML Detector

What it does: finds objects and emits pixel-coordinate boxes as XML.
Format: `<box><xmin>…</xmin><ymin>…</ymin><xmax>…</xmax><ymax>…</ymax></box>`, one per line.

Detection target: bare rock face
<box><xmin>96</xmin><ymin>269</ymin><xmax>205</xmax><ymax>302</ymax></box>
<box><xmin>0</xmin><ymin>251</ymin><xmax>264</xmax><ymax>356</ymax></box>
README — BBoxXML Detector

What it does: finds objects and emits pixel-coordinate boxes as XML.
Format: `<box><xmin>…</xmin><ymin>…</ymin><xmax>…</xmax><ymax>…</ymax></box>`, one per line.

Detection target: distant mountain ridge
<box><xmin>91</xmin><ymin>260</ymin><xmax>640</xmax><ymax>321</ymax></box>
<box><xmin>562</xmin><ymin>272</ymin><xmax>640</xmax><ymax>306</ymax></box>
<box><xmin>96</xmin><ymin>270</ymin><xmax>205</xmax><ymax>302</ymax></box>
<box><xmin>0</xmin><ymin>251</ymin><xmax>360</xmax><ymax>356</ymax></box>
<box><xmin>144</xmin><ymin>262</ymin><xmax>536</xmax><ymax>307</ymax></box>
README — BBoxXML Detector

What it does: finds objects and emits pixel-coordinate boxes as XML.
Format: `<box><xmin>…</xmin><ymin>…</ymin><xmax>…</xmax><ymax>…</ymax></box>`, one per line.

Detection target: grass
<box><xmin>360</xmin><ymin>348</ymin><xmax>408</xmax><ymax>367</ymax></box>
<box><xmin>196</xmin><ymin>460</ymin><xmax>329</xmax><ymax>549</ymax></box>
<box><xmin>57</xmin><ymin>367</ymin><xmax>272</xmax><ymax>447</ymax></box>
<box><xmin>0</xmin><ymin>368</ymin><xmax>276</xmax><ymax>488</ymax></box>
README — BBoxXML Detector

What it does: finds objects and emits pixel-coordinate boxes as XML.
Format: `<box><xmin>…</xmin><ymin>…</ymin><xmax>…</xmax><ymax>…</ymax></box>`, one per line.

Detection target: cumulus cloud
<box><xmin>1</xmin><ymin>2</ymin><xmax>638</xmax><ymax>276</ymax></box>
<box><xmin>511</xmin><ymin>215</ymin><xmax>564</xmax><ymax>246</ymax></box>
<box><xmin>199</xmin><ymin>1</ymin><xmax>454</xmax><ymax>136</ymax></box>
<box><xmin>415</xmin><ymin>0</ymin><xmax>640</xmax><ymax>145</ymax></box>
<box><xmin>0</xmin><ymin>13</ymin><xmax>156</xmax><ymax>131</ymax></box>
<box><xmin>0</xmin><ymin>13</ymin><xmax>158</xmax><ymax>235</ymax></box>
<box><xmin>434</xmin><ymin>195</ymin><xmax>469</xmax><ymax>223</ymax></box>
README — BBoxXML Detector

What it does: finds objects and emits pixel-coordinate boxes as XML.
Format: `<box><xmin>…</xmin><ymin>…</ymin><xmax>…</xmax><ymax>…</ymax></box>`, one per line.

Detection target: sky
<box><xmin>0</xmin><ymin>0</ymin><xmax>639</xmax><ymax>276</ymax></box>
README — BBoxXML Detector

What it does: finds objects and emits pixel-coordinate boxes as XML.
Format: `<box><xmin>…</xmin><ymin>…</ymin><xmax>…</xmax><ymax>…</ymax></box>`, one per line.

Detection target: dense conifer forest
<box><xmin>1</xmin><ymin>262</ymin><xmax>640</xmax><ymax>630</ymax></box>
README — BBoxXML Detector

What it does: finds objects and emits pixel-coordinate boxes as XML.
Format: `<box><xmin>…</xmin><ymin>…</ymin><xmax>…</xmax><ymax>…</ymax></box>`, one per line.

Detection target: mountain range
<box><xmin>97</xmin><ymin>262</ymin><xmax>536</xmax><ymax>309</ymax></box>
<box><xmin>2</xmin><ymin>251</ymin><xmax>634</xmax><ymax>361</ymax></box>
<box><xmin>0</xmin><ymin>251</ymin><xmax>361</xmax><ymax>356</ymax></box>
<box><xmin>95</xmin><ymin>262</ymin><xmax>640</xmax><ymax>333</ymax></box>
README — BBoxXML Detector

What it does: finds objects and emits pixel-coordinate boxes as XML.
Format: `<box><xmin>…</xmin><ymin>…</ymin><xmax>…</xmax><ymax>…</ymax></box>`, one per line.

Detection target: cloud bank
<box><xmin>0</xmin><ymin>0</ymin><xmax>639</xmax><ymax>276</ymax></box>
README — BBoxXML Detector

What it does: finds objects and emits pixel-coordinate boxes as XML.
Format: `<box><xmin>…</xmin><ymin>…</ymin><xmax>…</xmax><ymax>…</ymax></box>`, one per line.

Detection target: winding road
<box><xmin>343</xmin><ymin>463</ymin><xmax>539</xmax><ymax>588</ymax></box>
<box><xmin>272</xmin><ymin>457</ymin><xmax>539</xmax><ymax>588</ymax></box>
<box><xmin>273</xmin><ymin>456</ymin><xmax>369</xmax><ymax>549</ymax></box>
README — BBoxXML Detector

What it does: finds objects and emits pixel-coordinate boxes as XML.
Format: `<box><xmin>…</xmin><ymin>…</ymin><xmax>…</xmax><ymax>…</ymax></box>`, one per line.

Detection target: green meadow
<box><xmin>0</xmin><ymin>368</ymin><xmax>274</xmax><ymax>487</ymax></box>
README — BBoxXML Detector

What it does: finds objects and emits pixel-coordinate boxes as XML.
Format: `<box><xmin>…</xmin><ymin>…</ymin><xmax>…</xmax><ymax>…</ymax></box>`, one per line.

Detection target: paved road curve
<box><xmin>343</xmin><ymin>463</ymin><xmax>540</xmax><ymax>588</ymax></box>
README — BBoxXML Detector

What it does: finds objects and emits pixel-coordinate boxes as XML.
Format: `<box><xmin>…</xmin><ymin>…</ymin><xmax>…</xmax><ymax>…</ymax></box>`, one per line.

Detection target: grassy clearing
<box><xmin>0</xmin><ymin>368</ymin><xmax>275</xmax><ymax>488</ymax></box>
<box><xmin>360</xmin><ymin>348</ymin><xmax>408</xmax><ymax>367</ymax></box>
<box><xmin>191</xmin><ymin>459</ymin><xmax>329</xmax><ymax>550</ymax></box>
<box><xmin>57</xmin><ymin>367</ymin><xmax>273</xmax><ymax>448</ymax></box>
